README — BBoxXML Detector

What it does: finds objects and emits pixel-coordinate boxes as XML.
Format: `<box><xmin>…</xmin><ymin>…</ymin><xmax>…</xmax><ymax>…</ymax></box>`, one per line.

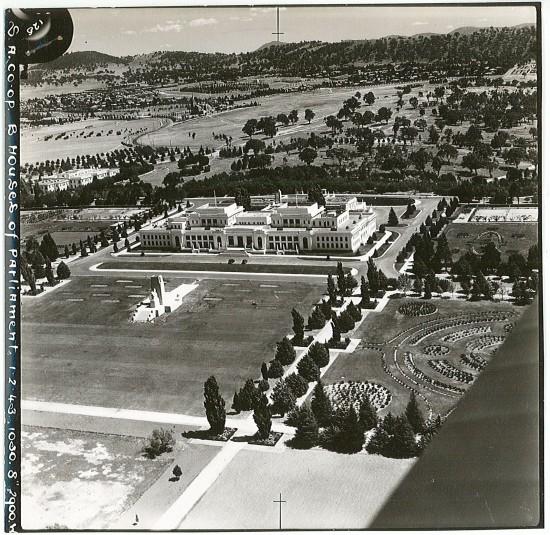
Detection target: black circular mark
<box><xmin>8</xmin><ymin>8</ymin><xmax>73</xmax><ymax>64</ymax></box>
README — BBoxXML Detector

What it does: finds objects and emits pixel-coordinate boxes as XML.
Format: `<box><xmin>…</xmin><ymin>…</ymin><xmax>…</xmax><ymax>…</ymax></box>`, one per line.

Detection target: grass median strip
<box><xmin>97</xmin><ymin>261</ymin><xmax>351</xmax><ymax>276</ymax></box>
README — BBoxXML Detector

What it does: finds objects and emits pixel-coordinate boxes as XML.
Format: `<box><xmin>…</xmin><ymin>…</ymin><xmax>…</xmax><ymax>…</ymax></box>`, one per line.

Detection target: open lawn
<box><xmin>444</xmin><ymin>221</ymin><xmax>538</xmax><ymax>262</ymax></box>
<box><xmin>324</xmin><ymin>297</ymin><xmax>524</xmax><ymax>418</ymax></box>
<box><xmin>22</xmin><ymin>206</ymin><xmax>147</xmax><ymax>245</ymax></box>
<box><xmin>180</xmin><ymin>447</ymin><xmax>415</xmax><ymax>530</ymax></box>
<box><xmin>22</xmin><ymin>276</ymin><xmax>323</xmax><ymax>415</ymax></box>
<box><xmin>21</xmin><ymin>425</ymin><xmax>171</xmax><ymax>530</ymax></box>
<box><xmin>98</xmin><ymin>260</ymin><xmax>351</xmax><ymax>275</ymax></box>
<box><xmin>23</xmin><ymin>220</ymin><xmax>116</xmax><ymax>247</ymax></box>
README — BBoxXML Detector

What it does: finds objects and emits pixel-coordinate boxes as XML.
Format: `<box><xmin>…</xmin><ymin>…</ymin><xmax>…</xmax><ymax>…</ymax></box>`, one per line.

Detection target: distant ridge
<box><xmin>35</xmin><ymin>51</ymin><xmax>128</xmax><ymax>70</ymax></box>
<box><xmin>255</xmin><ymin>40</ymin><xmax>287</xmax><ymax>52</ymax></box>
<box><xmin>34</xmin><ymin>23</ymin><xmax>536</xmax><ymax>72</ymax></box>
<box><xmin>449</xmin><ymin>22</ymin><xmax>535</xmax><ymax>35</ymax></box>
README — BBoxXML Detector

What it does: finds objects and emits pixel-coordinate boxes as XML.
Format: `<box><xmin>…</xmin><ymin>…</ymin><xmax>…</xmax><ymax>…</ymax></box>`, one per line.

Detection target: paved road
<box><xmin>374</xmin><ymin>196</ymin><xmax>443</xmax><ymax>279</ymax></box>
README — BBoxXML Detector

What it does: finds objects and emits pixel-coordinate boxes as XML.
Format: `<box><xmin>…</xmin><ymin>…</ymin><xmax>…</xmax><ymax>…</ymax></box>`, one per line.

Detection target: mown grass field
<box><xmin>22</xmin><ymin>276</ymin><xmax>323</xmax><ymax>415</ymax></box>
<box><xmin>23</xmin><ymin>220</ymin><xmax>116</xmax><ymax>246</ymax></box>
<box><xmin>180</xmin><ymin>447</ymin><xmax>415</xmax><ymax>529</ymax></box>
<box><xmin>98</xmin><ymin>260</ymin><xmax>351</xmax><ymax>275</ymax></box>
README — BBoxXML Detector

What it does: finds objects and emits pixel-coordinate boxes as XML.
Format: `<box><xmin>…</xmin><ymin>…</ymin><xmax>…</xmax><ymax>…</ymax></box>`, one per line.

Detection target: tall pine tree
<box><xmin>292</xmin><ymin>405</ymin><xmax>319</xmax><ymax>449</ymax></box>
<box><xmin>311</xmin><ymin>381</ymin><xmax>333</xmax><ymax>427</ymax></box>
<box><xmin>253</xmin><ymin>394</ymin><xmax>272</xmax><ymax>439</ymax></box>
<box><xmin>204</xmin><ymin>376</ymin><xmax>226</xmax><ymax>435</ymax></box>
<box><xmin>405</xmin><ymin>392</ymin><xmax>425</xmax><ymax>434</ymax></box>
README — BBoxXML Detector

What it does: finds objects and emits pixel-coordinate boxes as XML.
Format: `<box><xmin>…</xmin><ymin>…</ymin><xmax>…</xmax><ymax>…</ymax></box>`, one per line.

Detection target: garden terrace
<box><xmin>441</xmin><ymin>326</ymin><xmax>492</xmax><ymax>343</ymax></box>
<box><xmin>460</xmin><ymin>352</ymin><xmax>488</xmax><ymax>372</ymax></box>
<box><xmin>403</xmin><ymin>353</ymin><xmax>465</xmax><ymax>395</ymax></box>
<box><xmin>343</xmin><ymin>298</ymin><xmax>523</xmax><ymax>418</ymax></box>
<box><xmin>428</xmin><ymin>360</ymin><xmax>475</xmax><ymax>384</ymax></box>
<box><xmin>423</xmin><ymin>345</ymin><xmax>450</xmax><ymax>357</ymax></box>
<box><xmin>407</xmin><ymin>312</ymin><xmax>515</xmax><ymax>346</ymax></box>
<box><xmin>465</xmin><ymin>335</ymin><xmax>506</xmax><ymax>352</ymax></box>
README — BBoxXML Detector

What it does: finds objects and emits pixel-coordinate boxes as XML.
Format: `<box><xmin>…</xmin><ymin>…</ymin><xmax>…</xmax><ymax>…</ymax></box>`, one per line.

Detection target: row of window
<box><xmin>268</xmin><ymin>236</ymin><xmax>299</xmax><ymax>242</ymax></box>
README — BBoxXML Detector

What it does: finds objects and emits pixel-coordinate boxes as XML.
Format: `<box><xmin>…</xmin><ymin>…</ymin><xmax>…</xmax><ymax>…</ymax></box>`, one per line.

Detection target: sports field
<box><xmin>443</xmin><ymin>221</ymin><xmax>538</xmax><ymax>262</ymax></box>
<box><xmin>22</xmin><ymin>276</ymin><xmax>323</xmax><ymax>415</ymax></box>
<box><xmin>180</xmin><ymin>447</ymin><xmax>415</xmax><ymax>529</ymax></box>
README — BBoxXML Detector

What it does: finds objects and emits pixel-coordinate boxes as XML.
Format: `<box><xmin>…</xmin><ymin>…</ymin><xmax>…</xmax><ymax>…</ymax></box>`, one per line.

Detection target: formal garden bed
<box><xmin>398</xmin><ymin>302</ymin><xmax>438</xmax><ymax>317</ymax></box>
<box><xmin>403</xmin><ymin>352</ymin><xmax>465</xmax><ymax>394</ymax></box>
<box><xmin>407</xmin><ymin>311</ymin><xmax>515</xmax><ymax>346</ymax></box>
<box><xmin>327</xmin><ymin>337</ymin><xmax>351</xmax><ymax>350</ymax></box>
<box><xmin>293</xmin><ymin>335</ymin><xmax>315</xmax><ymax>347</ymax></box>
<box><xmin>325</xmin><ymin>381</ymin><xmax>392</xmax><ymax>413</ymax></box>
<box><xmin>181</xmin><ymin>427</ymin><xmax>237</xmax><ymax>442</ymax></box>
<box><xmin>428</xmin><ymin>359</ymin><xmax>475</xmax><ymax>384</ymax></box>
<box><xmin>247</xmin><ymin>431</ymin><xmax>283</xmax><ymax>447</ymax></box>
<box><xmin>460</xmin><ymin>352</ymin><xmax>488</xmax><ymax>372</ymax></box>
<box><xmin>465</xmin><ymin>335</ymin><xmax>506</xmax><ymax>352</ymax></box>
<box><xmin>423</xmin><ymin>344</ymin><xmax>450</xmax><ymax>357</ymax></box>
<box><xmin>441</xmin><ymin>325</ymin><xmax>492</xmax><ymax>343</ymax></box>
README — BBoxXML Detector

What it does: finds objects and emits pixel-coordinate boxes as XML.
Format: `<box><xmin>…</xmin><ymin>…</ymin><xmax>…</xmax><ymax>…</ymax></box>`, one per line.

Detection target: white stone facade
<box><xmin>140</xmin><ymin>195</ymin><xmax>377</xmax><ymax>253</ymax></box>
<box><xmin>40</xmin><ymin>168</ymin><xmax>118</xmax><ymax>191</ymax></box>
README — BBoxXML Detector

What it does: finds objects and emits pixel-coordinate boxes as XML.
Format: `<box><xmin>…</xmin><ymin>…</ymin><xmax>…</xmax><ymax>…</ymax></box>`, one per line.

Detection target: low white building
<box><xmin>39</xmin><ymin>177</ymin><xmax>70</xmax><ymax>192</ymax></box>
<box><xmin>140</xmin><ymin>195</ymin><xmax>376</xmax><ymax>253</ymax></box>
<box><xmin>39</xmin><ymin>168</ymin><xmax>119</xmax><ymax>190</ymax></box>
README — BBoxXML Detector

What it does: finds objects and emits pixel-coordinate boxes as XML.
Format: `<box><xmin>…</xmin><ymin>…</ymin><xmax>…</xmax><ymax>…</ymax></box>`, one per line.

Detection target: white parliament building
<box><xmin>139</xmin><ymin>192</ymin><xmax>377</xmax><ymax>254</ymax></box>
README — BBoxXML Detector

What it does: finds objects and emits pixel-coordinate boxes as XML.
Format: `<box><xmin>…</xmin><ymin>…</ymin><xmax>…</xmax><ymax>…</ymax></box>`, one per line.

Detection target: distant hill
<box><xmin>449</xmin><ymin>22</ymin><xmax>535</xmax><ymax>35</ymax></box>
<box><xmin>255</xmin><ymin>40</ymin><xmax>287</xmax><ymax>52</ymax></box>
<box><xmin>38</xmin><ymin>51</ymin><xmax>129</xmax><ymax>70</ymax></box>
<box><xmin>448</xmin><ymin>26</ymin><xmax>483</xmax><ymax>36</ymax></box>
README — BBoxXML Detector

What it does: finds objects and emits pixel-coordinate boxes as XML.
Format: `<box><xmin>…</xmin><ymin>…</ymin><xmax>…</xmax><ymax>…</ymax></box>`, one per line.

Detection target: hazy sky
<box><xmin>67</xmin><ymin>5</ymin><xmax>537</xmax><ymax>56</ymax></box>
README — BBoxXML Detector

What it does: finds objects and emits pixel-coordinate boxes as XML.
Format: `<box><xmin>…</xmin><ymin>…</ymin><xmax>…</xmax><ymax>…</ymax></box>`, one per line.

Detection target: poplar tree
<box><xmin>203</xmin><ymin>376</ymin><xmax>226</xmax><ymax>435</ymax></box>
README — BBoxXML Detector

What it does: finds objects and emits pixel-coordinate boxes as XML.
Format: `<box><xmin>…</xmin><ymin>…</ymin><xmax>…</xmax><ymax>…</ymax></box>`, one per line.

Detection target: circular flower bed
<box><xmin>398</xmin><ymin>302</ymin><xmax>437</xmax><ymax>317</ymax></box>
<box><xmin>424</xmin><ymin>344</ymin><xmax>450</xmax><ymax>357</ymax></box>
<box><xmin>325</xmin><ymin>381</ymin><xmax>391</xmax><ymax>413</ymax></box>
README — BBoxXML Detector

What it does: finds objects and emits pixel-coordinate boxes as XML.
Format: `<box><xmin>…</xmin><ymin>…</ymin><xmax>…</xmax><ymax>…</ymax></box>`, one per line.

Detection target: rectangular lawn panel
<box><xmin>22</xmin><ymin>276</ymin><xmax>323</xmax><ymax>415</ymax></box>
<box><xmin>98</xmin><ymin>260</ymin><xmax>350</xmax><ymax>275</ymax></box>
<box><xmin>180</xmin><ymin>448</ymin><xmax>415</xmax><ymax>529</ymax></box>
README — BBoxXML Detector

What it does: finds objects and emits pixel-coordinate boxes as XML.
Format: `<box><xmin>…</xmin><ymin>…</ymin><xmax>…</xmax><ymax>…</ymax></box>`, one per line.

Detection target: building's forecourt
<box><xmin>140</xmin><ymin>193</ymin><xmax>377</xmax><ymax>253</ymax></box>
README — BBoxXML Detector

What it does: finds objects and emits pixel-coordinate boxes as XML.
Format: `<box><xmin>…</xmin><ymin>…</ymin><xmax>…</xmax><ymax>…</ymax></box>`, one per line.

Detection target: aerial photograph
<box><xmin>17</xmin><ymin>2</ymin><xmax>540</xmax><ymax>530</ymax></box>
